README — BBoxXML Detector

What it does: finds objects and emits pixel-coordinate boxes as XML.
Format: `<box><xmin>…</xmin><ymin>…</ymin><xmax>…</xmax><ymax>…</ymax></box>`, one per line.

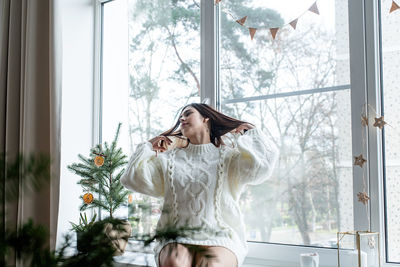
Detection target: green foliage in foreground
<box><xmin>2</xmin><ymin>215</ymin><xmax>217</xmax><ymax>267</ymax></box>
<box><xmin>1</xmin><ymin>152</ymin><xmax>219</xmax><ymax>266</ymax></box>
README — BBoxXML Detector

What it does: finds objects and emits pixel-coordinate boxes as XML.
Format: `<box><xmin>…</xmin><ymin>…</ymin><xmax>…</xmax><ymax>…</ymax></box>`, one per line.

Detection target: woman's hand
<box><xmin>233</xmin><ymin>123</ymin><xmax>255</xmax><ymax>134</ymax></box>
<box><xmin>149</xmin><ymin>135</ymin><xmax>173</xmax><ymax>155</ymax></box>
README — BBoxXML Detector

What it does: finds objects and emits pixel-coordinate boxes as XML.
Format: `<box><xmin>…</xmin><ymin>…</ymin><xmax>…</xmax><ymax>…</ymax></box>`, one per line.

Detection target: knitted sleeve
<box><xmin>121</xmin><ymin>142</ymin><xmax>165</xmax><ymax>198</ymax></box>
<box><xmin>228</xmin><ymin>128</ymin><xmax>279</xmax><ymax>188</ymax></box>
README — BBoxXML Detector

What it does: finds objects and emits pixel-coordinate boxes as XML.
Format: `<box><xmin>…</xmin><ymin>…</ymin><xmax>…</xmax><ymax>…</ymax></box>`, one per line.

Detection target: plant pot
<box><xmin>76</xmin><ymin>231</ymin><xmax>84</xmax><ymax>252</ymax></box>
<box><xmin>103</xmin><ymin>220</ymin><xmax>132</xmax><ymax>256</ymax></box>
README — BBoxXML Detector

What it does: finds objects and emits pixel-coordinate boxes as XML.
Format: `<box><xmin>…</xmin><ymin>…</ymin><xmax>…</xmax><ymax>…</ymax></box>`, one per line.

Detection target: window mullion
<box><xmin>200</xmin><ymin>0</ymin><xmax>217</xmax><ymax>108</ymax></box>
<box><xmin>94</xmin><ymin>0</ymin><xmax>103</xmax><ymax>150</ymax></box>
<box><xmin>348</xmin><ymin>0</ymin><xmax>370</xmax><ymax>232</ymax></box>
<box><xmin>94</xmin><ymin>0</ymin><xmax>103</xmax><ymax>220</ymax></box>
<box><xmin>364</xmin><ymin>0</ymin><xmax>386</xmax><ymax>265</ymax></box>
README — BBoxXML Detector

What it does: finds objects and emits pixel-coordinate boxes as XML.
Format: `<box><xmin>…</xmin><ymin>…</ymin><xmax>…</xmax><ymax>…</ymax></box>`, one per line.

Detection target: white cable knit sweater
<box><xmin>121</xmin><ymin>128</ymin><xmax>279</xmax><ymax>267</ymax></box>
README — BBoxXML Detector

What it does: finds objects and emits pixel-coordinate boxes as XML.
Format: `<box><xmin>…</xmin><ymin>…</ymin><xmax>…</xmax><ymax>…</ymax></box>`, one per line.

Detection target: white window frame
<box><xmin>94</xmin><ymin>0</ymin><xmax>399</xmax><ymax>266</ymax></box>
<box><xmin>367</xmin><ymin>0</ymin><xmax>399</xmax><ymax>266</ymax></box>
<box><xmin>94</xmin><ymin>0</ymin><xmax>104</xmax><ymax>220</ymax></box>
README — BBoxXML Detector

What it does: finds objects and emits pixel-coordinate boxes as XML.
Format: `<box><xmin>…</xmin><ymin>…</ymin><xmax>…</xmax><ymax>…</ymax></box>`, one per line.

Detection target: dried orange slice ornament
<box><xmin>83</xmin><ymin>192</ymin><xmax>94</xmax><ymax>204</ymax></box>
<box><xmin>94</xmin><ymin>155</ymin><xmax>105</xmax><ymax>167</ymax></box>
<box><xmin>128</xmin><ymin>194</ymin><xmax>133</xmax><ymax>204</ymax></box>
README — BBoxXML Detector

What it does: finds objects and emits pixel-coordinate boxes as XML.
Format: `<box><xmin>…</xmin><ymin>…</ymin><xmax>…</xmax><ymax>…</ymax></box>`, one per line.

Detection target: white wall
<box><xmin>56</xmin><ymin>0</ymin><xmax>95</xmax><ymax>250</ymax></box>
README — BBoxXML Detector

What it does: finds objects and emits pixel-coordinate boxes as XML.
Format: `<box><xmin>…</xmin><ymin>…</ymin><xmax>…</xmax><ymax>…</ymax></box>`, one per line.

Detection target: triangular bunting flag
<box><xmin>249</xmin><ymin>28</ymin><xmax>257</xmax><ymax>40</ymax></box>
<box><xmin>309</xmin><ymin>2</ymin><xmax>319</xmax><ymax>15</ymax></box>
<box><xmin>289</xmin><ymin>19</ymin><xmax>298</xmax><ymax>29</ymax></box>
<box><xmin>390</xmin><ymin>1</ymin><xmax>400</xmax><ymax>13</ymax></box>
<box><xmin>270</xmin><ymin>28</ymin><xmax>279</xmax><ymax>39</ymax></box>
<box><xmin>215</xmin><ymin>0</ymin><xmax>221</xmax><ymax>4</ymax></box>
<box><xmin>236</xmin><ymin>16</ymin><xmax>247</xmax><ymax>26</ymax></box>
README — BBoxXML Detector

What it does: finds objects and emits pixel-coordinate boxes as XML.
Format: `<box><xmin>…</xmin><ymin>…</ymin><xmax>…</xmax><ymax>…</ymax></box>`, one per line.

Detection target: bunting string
<box><xmin>216</xmin><ymin>0</ymin><xmax>399</xmax><ymax>40</ymax></box>
<box><xmin>215</xmin><ymin>0</ymin><xmax>321</xmax><ymax>40</ymax></box>
<box><xmin>390</xmin><ymin>0</ymin><xmax>400</xmax><ymax>13</ymax></box>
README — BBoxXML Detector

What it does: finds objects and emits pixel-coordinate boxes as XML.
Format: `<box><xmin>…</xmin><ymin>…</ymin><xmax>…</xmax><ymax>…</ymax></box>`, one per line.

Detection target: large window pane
<box><xmin>381</xmin><ymin>0</ymin><xmax>400</xmax><ymax>262</ymax></box>
<box><xmin>219</xmin><ymin>0</ymin><xmax>350</xmax><ymax>100</ymax></box>
<box><xmin>126</xmin><ymin>0</ymin><xmax>200</xmax><ymax>236</ymax></box>
<box><xmin>220</xmin><ymin>0</ymin><xmax>353</xmax><ymax>247</ymax></box>
<box><xmin>101</xmin><ymin>0</ymin><xmax>130</xmax><ymax>220</ymax></box>
<box><xmin>102</xmin><ymin>0</ymin><xmax>200</xmax><ymax>235</ymax></box>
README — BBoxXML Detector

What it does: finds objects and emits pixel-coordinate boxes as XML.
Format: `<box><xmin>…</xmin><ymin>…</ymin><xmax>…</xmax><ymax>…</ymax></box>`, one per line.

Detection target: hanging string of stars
<box><xmin>354</xmin><ymin>104</ymin><xmax>390</xmax><ymax>231</ymax></box>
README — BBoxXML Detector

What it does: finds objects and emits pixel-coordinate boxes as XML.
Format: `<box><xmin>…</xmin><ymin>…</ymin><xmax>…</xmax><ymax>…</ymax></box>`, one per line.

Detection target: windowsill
<box><xmin>113</xmin><ymin>251</ymin><xmax>156</xmax><ymax>266</ymax></box>
<box><xmin>113</xmin><ymin>251</ymin><xmax>337</xmax><ymax>267</ymax></box>
<box><xmin>113</xmin><ymin>240</ymin><xmax>272</xmax><ymax>267</ymax></box>
<box><xmin>114</xmin><ymin>240</ymin><xmax>395</xmax><ymax>267</ymax></box>
<box><xmin>113</xmin><ymin>240</ymin><xmax>339</xmax><ymax>267</ymax></box>
<box><xmin>113</xmin><ymin>251</ymin><xmax>271</xmax><ymax>267</ymax></box>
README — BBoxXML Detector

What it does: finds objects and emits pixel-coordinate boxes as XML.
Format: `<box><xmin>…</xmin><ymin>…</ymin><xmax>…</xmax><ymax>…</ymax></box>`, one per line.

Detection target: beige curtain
<box><xmin>0</xmin><ymin>0</ymin><xmax>62</xmax><ymax>262</ymax></box>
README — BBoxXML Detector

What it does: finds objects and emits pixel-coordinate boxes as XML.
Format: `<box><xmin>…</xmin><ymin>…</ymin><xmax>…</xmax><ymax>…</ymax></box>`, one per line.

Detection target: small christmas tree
<box><xmin>67</xmin><ymin>122</ymin><xmax>129</xmax><ymax>219</ymax></box>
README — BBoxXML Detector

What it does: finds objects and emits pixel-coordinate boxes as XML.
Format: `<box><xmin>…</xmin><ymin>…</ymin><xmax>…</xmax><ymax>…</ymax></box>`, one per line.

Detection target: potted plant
<box><xmin>70</xmin><ymin>212</ymin><xmax>97</xmax><ymax>252</ymax></box>
<box><xmin>67</xmin><ymin>122</ymin><xmax>132</xmax><ymax>255</ymax></box>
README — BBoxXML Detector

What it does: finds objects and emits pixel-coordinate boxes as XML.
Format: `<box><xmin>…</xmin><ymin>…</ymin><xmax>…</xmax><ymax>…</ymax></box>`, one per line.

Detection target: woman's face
<box><xmin>179</xmin><ymin>106</ymin><xmax>208</xmax><ymax>138</ymax></box>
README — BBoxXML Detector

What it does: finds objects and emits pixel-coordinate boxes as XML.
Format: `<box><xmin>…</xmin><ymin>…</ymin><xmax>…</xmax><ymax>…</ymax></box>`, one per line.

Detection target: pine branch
<box><xmin>112</xmin><ymin>191</ymin><xmax>130</xmax><ymax>212</ymax></box>
<box><xmin>69</xmin><ymin>122</ymin><xmax>130</xmax><ymax>220</ymax></box>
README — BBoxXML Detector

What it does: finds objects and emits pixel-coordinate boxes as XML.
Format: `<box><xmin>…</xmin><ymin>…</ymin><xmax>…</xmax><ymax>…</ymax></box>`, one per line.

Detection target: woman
<box><xmin>121</xmin><ymin>103</ymin><xmax>279</xmax><ymax>267</ymax></box>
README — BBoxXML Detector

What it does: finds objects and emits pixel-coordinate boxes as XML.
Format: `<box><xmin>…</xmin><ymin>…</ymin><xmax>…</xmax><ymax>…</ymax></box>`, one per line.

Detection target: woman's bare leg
<box><xmin>194</xmin><ymin>246</ymin><xmax>238</xmax><ymax>267</ymax></box>
<box><xmin>159</xmin><ymin>243</ymin><xmax>194</xmax><ymax>267</ymax></box>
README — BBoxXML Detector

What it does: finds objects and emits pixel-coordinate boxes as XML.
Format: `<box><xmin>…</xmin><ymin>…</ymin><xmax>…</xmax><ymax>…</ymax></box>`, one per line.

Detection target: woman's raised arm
<box><xmin>228</xmin><ymin>127</ymin><xmax>279</xmax><ymax>191</ymax></box>
<box><xmin>121</xmin><ymin>140</ymin><xmax>167</xmax><ymax>198</ymax></box>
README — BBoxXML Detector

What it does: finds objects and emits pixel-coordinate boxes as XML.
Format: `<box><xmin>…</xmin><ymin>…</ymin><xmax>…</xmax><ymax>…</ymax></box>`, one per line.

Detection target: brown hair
<box><xmin>159</xmin><ymin>103</ymin><xmax>252</xmax><ymax>147</ymax></box>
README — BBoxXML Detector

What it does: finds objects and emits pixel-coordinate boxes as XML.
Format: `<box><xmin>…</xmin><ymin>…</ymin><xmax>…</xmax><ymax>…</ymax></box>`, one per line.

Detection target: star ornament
<box><xmin>357</xmin><ymin>192</ymin><xmax>370</xmax><ymax>205</ymax></box>
<box><xmin>368</xmin><ymin>236</ymin><xmax>376</xmax><ymax>249</ymax></box>
<box><xmin>373</xmin><ymin>116</ymin><xmax>387</xmax><ymax>129</ymax></box>
<box><xmin>361</xmin><ymin>115</ymin><xmax>368</xmax><ymax>126</ymax></box>
<box><xmin>354</xmin><ymin>154</ymin><xmax>367</xmax><ymax>167</ymax></box>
